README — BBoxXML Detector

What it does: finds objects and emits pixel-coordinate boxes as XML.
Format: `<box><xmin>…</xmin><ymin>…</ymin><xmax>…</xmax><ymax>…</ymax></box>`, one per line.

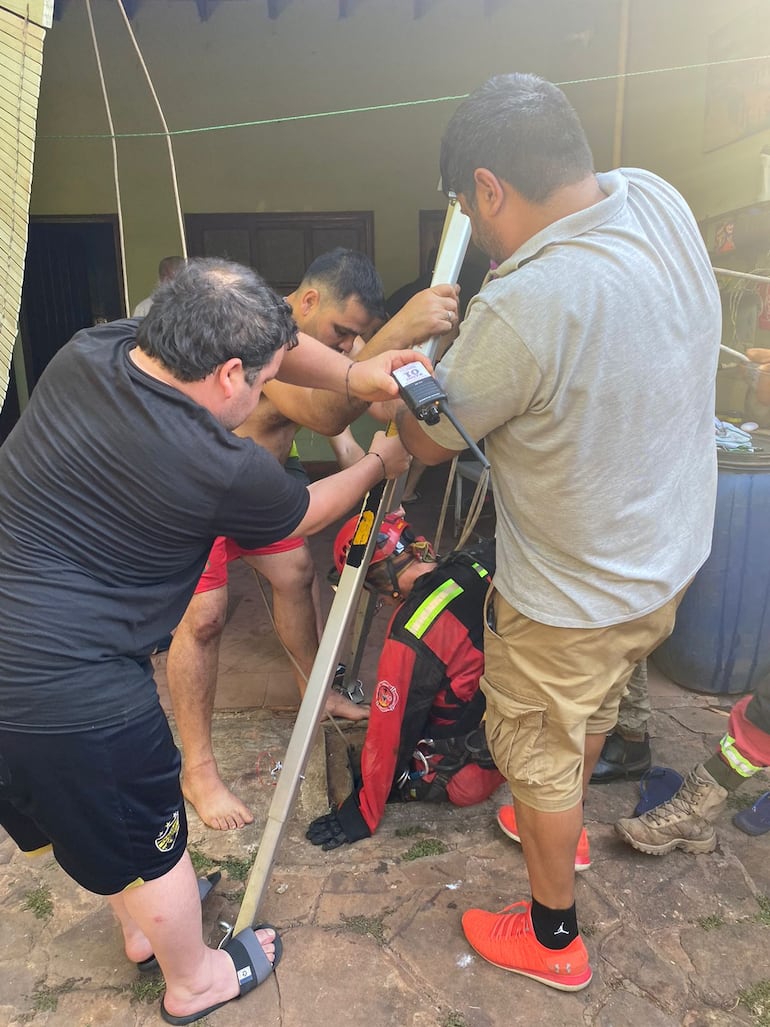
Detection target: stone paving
<box><xmin>2</xmin><ymin>663</ymin><xmax>769</xmax><ymax>1027</ymax></box>
<box><xmin>2</xmin><ymin>467</ymin><xmax>768</xmax><ymax>1026</ymax></box>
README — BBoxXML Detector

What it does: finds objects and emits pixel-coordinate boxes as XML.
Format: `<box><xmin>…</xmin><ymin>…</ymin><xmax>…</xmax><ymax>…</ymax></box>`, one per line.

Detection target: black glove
<box><xmin>306</xmin><ymin>793</ymin><xmax>372</xmax><ymax>850</ymax></box>
<box><xmin>306</xmin><ymin>808</ymin><xmax>350</xmax><ymax>851</ymax></box>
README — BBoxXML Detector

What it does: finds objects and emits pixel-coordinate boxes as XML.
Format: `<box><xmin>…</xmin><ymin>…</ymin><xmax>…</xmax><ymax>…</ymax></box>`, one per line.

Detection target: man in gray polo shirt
<box><xmin>397</xmin><ymin>73</ymin><xmax>721</xmax><ymax>991</ymax></box>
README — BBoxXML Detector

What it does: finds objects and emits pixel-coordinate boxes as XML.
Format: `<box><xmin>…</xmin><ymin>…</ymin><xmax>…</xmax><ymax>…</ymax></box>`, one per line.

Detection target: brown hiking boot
<box><xmin>614</xmin><ymin>763</ymin><xmax>727</xmax><ymax>855</ymax></box>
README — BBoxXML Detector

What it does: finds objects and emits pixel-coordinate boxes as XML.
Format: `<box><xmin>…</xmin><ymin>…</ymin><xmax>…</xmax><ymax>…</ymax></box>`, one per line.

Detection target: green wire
<box><xmin>41</xmin><ymin>53</ymin><xmax>770</xmax><ymax>141</ymax></box>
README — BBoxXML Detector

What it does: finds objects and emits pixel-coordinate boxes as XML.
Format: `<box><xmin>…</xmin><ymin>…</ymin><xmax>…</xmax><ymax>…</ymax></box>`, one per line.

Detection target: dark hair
<box><xmin>440</xmin><ymin>73</ymin><xmax>594</xmax><ymax>205</ymax></box>
<box><xmin>136</xmin><ymin>258</ymin><xmax>298</xmax><ymax>383</ymax></box>
<box><xmin>301</xmin><ymin>247</ymin><xmax>387</xmax><ymax>321</ymax></box>
<box><xmin>158</xmin><ymin>255</ymin><xmax>186</xmax><ymax>280</ymax></box>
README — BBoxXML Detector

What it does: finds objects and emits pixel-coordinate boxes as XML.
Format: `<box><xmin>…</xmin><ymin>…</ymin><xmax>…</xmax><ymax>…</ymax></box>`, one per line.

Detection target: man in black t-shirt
<box><xmin>0</xmin><ymin>258</ymin><xmax>421</xmax><ymax>1024</ymax></box>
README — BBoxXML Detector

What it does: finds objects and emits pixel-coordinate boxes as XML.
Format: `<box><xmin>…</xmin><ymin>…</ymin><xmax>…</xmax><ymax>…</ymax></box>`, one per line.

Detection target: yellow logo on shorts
<box><xmin>154</xmin><ymin>810</ymin><xmax>181</xmax><ymax>853</ymax></box>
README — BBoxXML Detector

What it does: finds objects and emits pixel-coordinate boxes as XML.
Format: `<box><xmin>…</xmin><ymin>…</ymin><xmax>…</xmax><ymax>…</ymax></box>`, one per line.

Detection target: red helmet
<box><xmin>333</xmin><ymin>512</ymin><xmax>411</xmax><ymax>575</ymax></box>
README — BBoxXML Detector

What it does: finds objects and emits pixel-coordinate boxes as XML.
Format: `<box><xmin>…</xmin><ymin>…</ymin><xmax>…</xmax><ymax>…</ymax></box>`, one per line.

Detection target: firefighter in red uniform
<box><xmin>307</xmin><ymin>513</ymin><xmax>505</xmax><ymax>850</ymax></box>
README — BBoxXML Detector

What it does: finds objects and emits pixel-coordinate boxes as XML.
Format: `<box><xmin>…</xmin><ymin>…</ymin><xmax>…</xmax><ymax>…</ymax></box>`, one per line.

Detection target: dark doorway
<box><xmin>185</xmin><ymin>211</ymin><xmax>374</xmax><ymax>294</ymax></box>
<box><xmin>1</xmin><ymin>217</ymin><xmax>124</xmax><ymax>442</ymax></box>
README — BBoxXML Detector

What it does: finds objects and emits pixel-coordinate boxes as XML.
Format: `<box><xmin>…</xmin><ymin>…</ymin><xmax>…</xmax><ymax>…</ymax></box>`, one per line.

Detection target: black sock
<box><xmin>530</xmin><ymin>898</ymin><xmax>579</xmax><ymax>950</ymax></box>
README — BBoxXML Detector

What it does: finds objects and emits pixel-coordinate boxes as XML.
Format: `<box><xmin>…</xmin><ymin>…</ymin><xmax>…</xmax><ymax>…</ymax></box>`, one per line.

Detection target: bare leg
<box><xmin>514</xmin><ymin>731</ymin><xmax>606</xmax><ymax>910</ymax></box>
<box><xmin>166</xmin><ymin>588</ymin><xmax>254</xmax><ymax>831</ymax></box>
<box><xmin>247</xmin><ymin>545</ymin><xmax>369</xmax><ymax>722</ymax></box>
<box><xmin>310</xmin><ymin>569</ymin><xmax>324</xmax><ymax>641</ymax></box>
<box><xmin>109</xmin><ymin>890</ymin><xmax>154</xmax><ymax>965</ymax></box>
<box><xmin>402</xmin><ymin>457</ymin><xmax>427</xmax><ymax>502</ymax></box>
<box><xmin>108</xmin><ymin>851</ymin><xmax>276</xmax><ymax>1020</ymax></box>
<box><xmin>515</xmin><ymin>800</ymin><xmax>583</xmax><ymax>910</ymax></box>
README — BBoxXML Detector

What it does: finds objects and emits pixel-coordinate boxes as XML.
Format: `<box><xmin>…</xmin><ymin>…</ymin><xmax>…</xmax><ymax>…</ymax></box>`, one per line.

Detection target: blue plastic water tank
<box><xmin>652</xmin><ymin>449</ymin><xmax>770</xmax><ymax>695</ymax></box>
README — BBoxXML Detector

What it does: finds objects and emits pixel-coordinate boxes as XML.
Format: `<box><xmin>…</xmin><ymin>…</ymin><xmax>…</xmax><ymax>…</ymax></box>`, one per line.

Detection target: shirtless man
<box><xmin>166</xmin><ymin>247</ymin><xmax>459</xmax><ymax>830</ymax></box>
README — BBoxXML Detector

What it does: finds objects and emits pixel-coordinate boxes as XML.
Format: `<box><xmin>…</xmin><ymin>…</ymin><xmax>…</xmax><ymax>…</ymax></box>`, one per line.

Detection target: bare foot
<box><xmin>162</xmin><ymin>927</ymin><xmax>277</xmax><ymax>1020</ymax></box>
<box><xmin>324</xmin><ymin>692</ymin><xmax>370</xmax><ymax>722</ymax></box>
<box><xmin>182</xmin><ymin>762</ymin><xmax>255</xmax><ymax>831</ymax></box>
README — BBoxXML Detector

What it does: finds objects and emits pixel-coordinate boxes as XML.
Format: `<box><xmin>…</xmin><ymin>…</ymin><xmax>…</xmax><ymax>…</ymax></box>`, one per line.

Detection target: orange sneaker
<box><xmin>462</xmin><ymin>901</ymin><xmax>592</xmax><ymax>991</ymax></box>
<box><xmin>496</xmin><ymin>804</ymin><xmax>591</xmax><ymax>871</ymax></box>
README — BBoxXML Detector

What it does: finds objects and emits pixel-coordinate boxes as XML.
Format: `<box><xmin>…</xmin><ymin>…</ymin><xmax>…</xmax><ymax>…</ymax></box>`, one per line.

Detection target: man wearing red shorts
<box><xmin>166</xmin><ymin>248</ymin><xmax>460</xmax><ymax>830</ymax></box>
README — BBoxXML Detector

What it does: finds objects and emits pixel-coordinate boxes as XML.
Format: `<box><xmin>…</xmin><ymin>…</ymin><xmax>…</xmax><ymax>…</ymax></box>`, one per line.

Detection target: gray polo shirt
<box><xmin>424</xmin><ymin>168</ymin><xmax>721</xmax><ymax>628</ymax></box>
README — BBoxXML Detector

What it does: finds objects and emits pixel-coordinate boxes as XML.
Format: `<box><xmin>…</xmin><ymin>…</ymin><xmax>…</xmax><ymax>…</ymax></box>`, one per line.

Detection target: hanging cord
<box><xmin>432</xmin><ymin>455</ymin><xmax>458</xmax><ymax>558</ymax></box>
<box><xmin>249</xmin><ymin>567</ymin><xmax>354</xmax><ymax>747</ymax></box>
<box><xmin>113</xmin><ymin>0</ymin><xmax>187</xmax><ymax>259</ymax></box>
<box><xmin>84</xmin><ymin>0</ymin><xmax>130</xmax><ymax>314</ymax></box>
<box><xmin>456</xmin><ymin>465</ymin><xmax>491</xmax><ymax>551</ymax></box>
<box><xmin>432</xmin><ymin>456</ymin><xmax>491</xmax><ymax>557</ymax></box>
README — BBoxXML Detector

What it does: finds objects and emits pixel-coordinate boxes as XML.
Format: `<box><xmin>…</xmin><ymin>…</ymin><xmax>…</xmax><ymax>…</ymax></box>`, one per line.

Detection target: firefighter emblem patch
<box><xmin>374</xmin><ymin>680</ymin><xmax>398</xmax><ymax>713</ymax></box>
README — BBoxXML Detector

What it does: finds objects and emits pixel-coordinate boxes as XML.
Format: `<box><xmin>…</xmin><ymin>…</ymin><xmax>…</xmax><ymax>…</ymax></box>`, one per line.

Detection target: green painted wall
<box><xmin>29</xmin><ymin>0</ymin><xmax>770</xmax><ymax>457</ymax></box>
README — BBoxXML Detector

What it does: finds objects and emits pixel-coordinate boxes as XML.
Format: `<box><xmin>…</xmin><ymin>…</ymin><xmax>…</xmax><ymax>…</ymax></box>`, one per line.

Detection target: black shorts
<box><xmin>0</xmin><ymin>702</ymin><xmax>187</xmax><ymax>895</ymax></box>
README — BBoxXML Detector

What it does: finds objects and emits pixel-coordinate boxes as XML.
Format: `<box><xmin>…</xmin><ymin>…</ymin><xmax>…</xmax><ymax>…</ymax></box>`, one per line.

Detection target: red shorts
<box><xmin>195</xmin><ymin>534</ymin><xmax>306</xmax><ymax>594</ymax></box>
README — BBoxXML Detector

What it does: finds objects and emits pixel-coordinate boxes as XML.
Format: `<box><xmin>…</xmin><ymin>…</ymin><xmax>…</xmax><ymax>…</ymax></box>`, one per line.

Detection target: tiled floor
<box><xmin>154</xmin><ymin>459</ymin><xmax>495</xmax><ymax>712</ymax></box>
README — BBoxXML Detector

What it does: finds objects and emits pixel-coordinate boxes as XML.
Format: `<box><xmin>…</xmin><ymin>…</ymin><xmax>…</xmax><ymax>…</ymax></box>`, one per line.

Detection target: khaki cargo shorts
<box><xmin>481</xmin><ymin>586</ymin><xmax>686</xmax><ymax>813</ymax></box>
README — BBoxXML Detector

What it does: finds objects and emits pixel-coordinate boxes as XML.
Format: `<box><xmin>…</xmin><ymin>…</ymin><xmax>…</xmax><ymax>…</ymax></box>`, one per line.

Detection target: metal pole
<box><xmin>421</xmin><ymin>198</ymin><xmax>471</xmax><ymax>363</ymax></box>
<box><xmin>233</xmin><ymin>198</ymin><xmax>471</xmax><ymax>934</ymax></box>
<box><xmin>341</xmin><ymin>196</ymin><xmax>471</xmax><ymax>673</ymax></box>
<box><xmin>234</xmin><ymin>476</ymin><xmax>397</xmax><ymax>934</ymax></box>
<box><xmin>713</xmin><ymin>267</ymin><xmax>770</xmax><ymax>284</ymax></box>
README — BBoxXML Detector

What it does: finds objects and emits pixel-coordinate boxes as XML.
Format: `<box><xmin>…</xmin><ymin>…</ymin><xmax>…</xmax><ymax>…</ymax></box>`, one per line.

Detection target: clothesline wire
<box><xmin>42</xmin><ymin>52</ymin><xmax>770</xmax><ymax>141</ymax></box>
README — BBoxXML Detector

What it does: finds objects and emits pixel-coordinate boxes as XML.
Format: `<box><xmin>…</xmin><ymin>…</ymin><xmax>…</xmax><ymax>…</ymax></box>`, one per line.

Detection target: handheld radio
<box><xmin>392</xmin><ymin>361</ymin><xmax>489</xmax><ymax>469</ymax></box>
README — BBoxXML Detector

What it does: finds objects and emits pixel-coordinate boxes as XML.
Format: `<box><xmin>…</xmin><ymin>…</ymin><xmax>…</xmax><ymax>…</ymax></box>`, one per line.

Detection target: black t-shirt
<box><xmin>0</xmin><ymin>320</ymin><xmax>309</xmax><ymax>731</ymax></box>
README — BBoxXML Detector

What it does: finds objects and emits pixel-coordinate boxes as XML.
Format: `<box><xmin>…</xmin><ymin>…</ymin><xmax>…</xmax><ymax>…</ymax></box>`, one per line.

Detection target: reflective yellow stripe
<box><xmin>289</xmin><ymin>440</ymin><xmax>300</xmax><ymax>459</ymax></box>
<box><xmin>719</xmin><ymin>733</ymin><xmax>763</xmax><ymax>778</ymax></box>
<box><xmin>470</xmin><ymin>561</ymin><xmax>489</xmax><ymax>579</ymax></box>
<box><xmin>405</xmin><ymin>580</ymin><xmax>463</xmax><ymax>638</ymax></box>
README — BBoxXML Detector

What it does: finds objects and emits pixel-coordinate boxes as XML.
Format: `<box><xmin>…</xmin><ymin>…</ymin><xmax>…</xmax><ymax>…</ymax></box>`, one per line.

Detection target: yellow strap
<box><xmin>719</xmin><ymin>733</ymin><xmax>763</xmax><ymax>778</ymax></box>
<box><xmin>405</xmin><ymin>579</ymin><xmax>463</xmax><ymax>638</ymax></box>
